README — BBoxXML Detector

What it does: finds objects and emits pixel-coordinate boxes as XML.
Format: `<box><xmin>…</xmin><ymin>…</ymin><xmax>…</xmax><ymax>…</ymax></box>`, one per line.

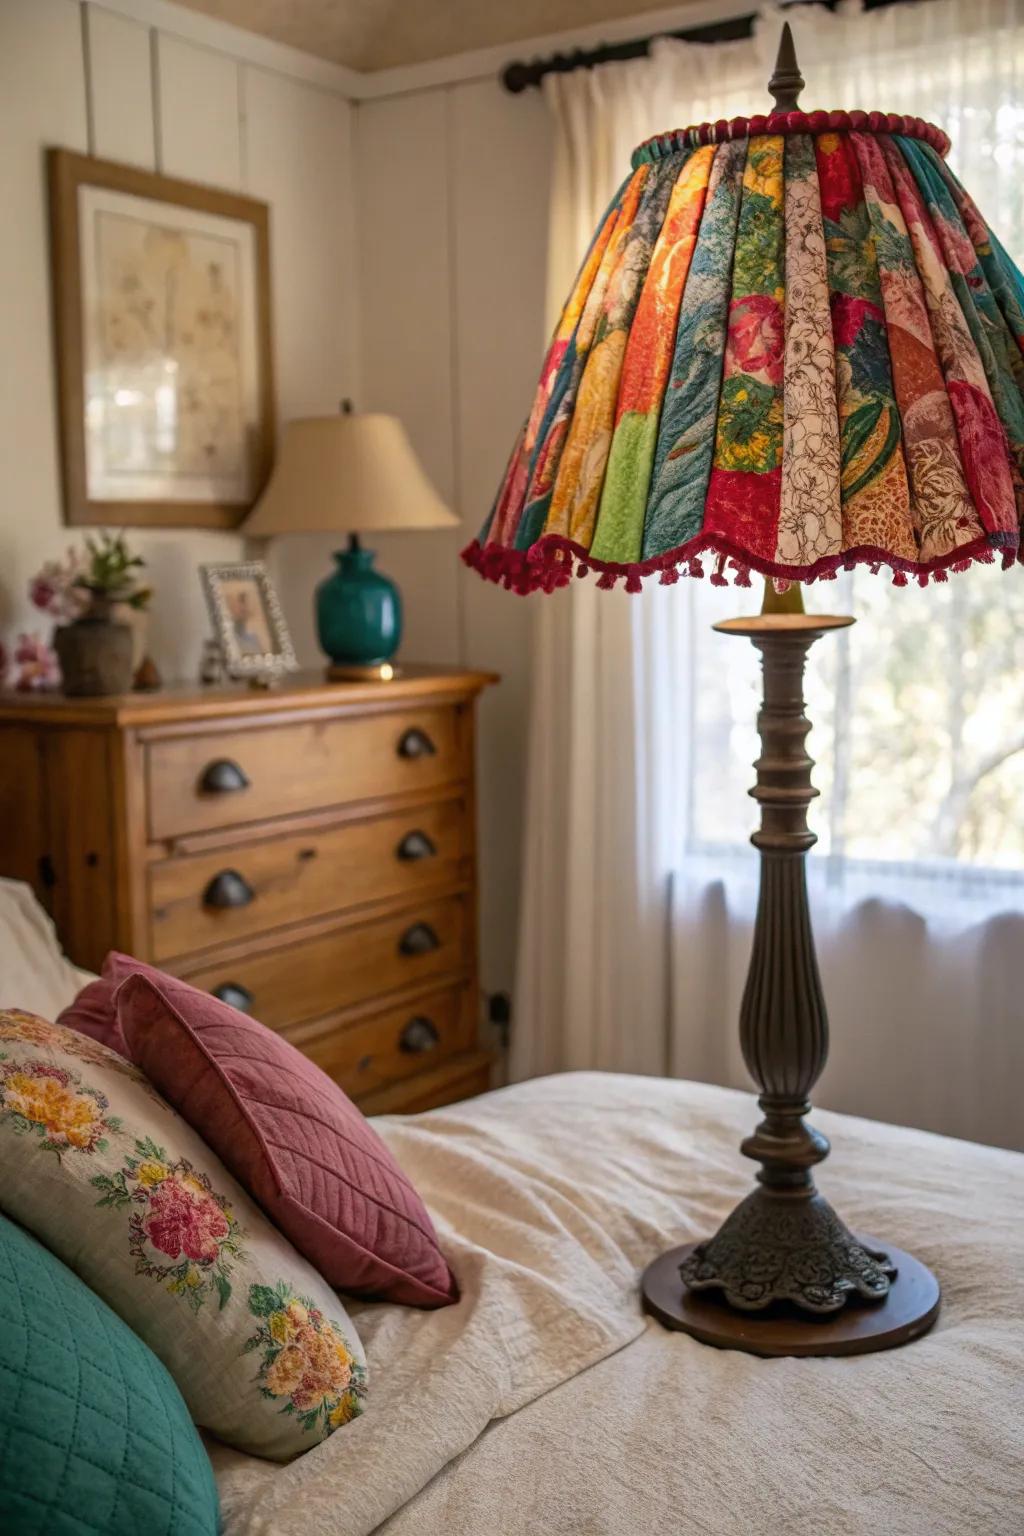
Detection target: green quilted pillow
<box><xmin>0</xmin><ymin>1212</ymin><xmax>219</xmax><ymax>1535</ymax></box>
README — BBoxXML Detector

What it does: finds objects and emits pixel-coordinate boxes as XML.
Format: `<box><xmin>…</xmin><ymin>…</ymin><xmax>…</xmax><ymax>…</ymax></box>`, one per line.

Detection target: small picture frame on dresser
<box><xmin>201</xmin><ymin>561</ymin><xmax>297</xmax><ymax>684</ymax></box>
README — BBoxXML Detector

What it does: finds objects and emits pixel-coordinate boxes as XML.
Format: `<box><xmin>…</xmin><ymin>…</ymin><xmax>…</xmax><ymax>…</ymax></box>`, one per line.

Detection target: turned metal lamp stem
<box><xmin>739</xmin><ymin>603</ymin><xmax>831</xmax><ymax>1191</ymax></box>
<box><xmin>641</xmin><ymin>577</ymin><xmax>941</xmax><ymax>1345</ymax></box>
<box><xmin>670</xmin><ymin>601</ymin><xmax>904</xmax><ymax>1313</ymax></box>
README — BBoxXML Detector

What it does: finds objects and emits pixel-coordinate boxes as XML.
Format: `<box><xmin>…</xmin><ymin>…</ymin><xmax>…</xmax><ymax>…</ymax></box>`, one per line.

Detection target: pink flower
<box><xmin>29</xmin><ymin>575</ymin><xmax>57</xmax><ymax>612</ymax></box>
<box><xmin>830</xmin><ymin>294</ymin><xmax>884</xmax><ymax>350</ymax></box>
<box><xmin>142</xmin><ymin>1177</ymin><xmax>230</xmax><ymax>1264</ymax></box>
<box><xmin>13</xmin><ymin>633</ymin><xmax>60</xmax><ymax>692</ymax></box>
<box><xmin>728</xmin><ymin>294</ymin><xmax>784</xmax><ymax>384</ymax></box>
<box><xmin>28</xmin><ymin>551</ymin><xmax>89</xmax><ymax>622</ymax></box>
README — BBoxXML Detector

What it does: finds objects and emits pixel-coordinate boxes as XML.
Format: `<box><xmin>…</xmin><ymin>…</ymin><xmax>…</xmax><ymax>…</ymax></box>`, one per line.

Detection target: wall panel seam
<box><xmin>444</xmin><ymin>87</ymin><xmax>467</xmax><ymax>668</ymax></box>
<box><xmin>150</xmin><ymin>27</ymin><xmax>163</xmax><ymax>172</ymax></box>
<box><xmin>79</xmin><ymin>3</ymin><xmax>97</xmax><ymax>156</ymax></box>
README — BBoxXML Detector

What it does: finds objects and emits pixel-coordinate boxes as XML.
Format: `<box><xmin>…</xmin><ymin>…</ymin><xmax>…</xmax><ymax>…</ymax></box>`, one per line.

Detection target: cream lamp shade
<box><xmin>244</xmin><ymin>413</ymin><xmax>457</xmax><ymax>535</ymax></box>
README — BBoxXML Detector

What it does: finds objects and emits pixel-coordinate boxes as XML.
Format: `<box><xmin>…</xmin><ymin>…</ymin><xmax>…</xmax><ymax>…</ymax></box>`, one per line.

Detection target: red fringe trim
<box><xmin>632</xmin><ymin>111</ymin><xmax>950</xmax><ymax>164</ymax></box>
<box><xmin>461</xmin><ymin>530</ymin><xmax>1019</xmax><ymax>596</ymax></box>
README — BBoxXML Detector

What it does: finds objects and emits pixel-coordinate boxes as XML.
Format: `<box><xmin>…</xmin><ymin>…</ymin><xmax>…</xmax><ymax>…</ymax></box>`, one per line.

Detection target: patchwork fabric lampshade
<box><xmin>465</xmin><ymin>28</ymin><xmax>1024</xmax><ymax>1357</ymax></box>
<box><xmin>466</xmin><ymin>82</ymin><xmax>1023</xmax><ymax>592</ymax></box>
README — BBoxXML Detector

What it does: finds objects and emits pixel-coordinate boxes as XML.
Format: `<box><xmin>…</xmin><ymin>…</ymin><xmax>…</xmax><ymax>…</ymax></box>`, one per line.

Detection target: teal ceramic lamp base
<box><xmin>316</xmin><ymin>534</ymin><xmax>402</xmax><ymax>677</ymax></box>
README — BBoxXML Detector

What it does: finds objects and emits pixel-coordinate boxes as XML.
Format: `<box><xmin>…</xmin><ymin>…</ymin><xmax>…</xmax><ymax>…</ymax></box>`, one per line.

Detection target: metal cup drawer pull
<box><xmin>397</xmin><ymin>728</ymin><xmax>436</xmax><ymax>760</ymax></box>
<box><xmin>202</xmin><ymin>869</ymin><xmax>255</xmax><ymax>909</ymax></box>
<box><xmin>397</xmin><ymin>830</ymin><xmax>437</xmax><ymax>862</ymax></box>
<box><xmin>211</xmin><ymin>982</ymin><xmax>254</xmax><ymax>1012</ymax></box>
<box><xmin>198</xmin><ymin>758</ymin><xmax>250</xmax><ymax>794</ymax></box>
<box><xmin>399</xmin><ymin>1016</ymin><xmax>440</xmax><ymax>1054</ymax></box>
<box><xmin>398</xmin><ymin>922</ymin><xmax>441</xmax><ymax>956</ymax></box>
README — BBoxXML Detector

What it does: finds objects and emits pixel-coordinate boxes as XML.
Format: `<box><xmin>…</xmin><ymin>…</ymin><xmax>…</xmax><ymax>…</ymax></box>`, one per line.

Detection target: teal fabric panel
<box><xmin>643</xmin><ymin>138</ymin><xmax>746</xmax><ymax>559</ymax></box>
<box><xmin>0</xmin><ymin>1212</ymin><xmax>219</xmax><ymax>1536</ymax></box>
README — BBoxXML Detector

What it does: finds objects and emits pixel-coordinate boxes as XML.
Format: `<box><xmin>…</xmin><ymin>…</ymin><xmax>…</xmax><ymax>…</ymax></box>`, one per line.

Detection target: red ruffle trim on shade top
<box><xmin>632</xmin><ymin>111</ymin><xmax>951</xmax><ymax>164</ymax></box>
<box><xmin>461</xmin><ymin>530</ymin><xmax>1019</xmax><ymax>595</ymax></box>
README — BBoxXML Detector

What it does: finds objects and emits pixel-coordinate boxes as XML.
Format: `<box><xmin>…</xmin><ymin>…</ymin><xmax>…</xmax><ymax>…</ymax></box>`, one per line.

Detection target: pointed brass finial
<box><xmin>768</xmin><ymin>21</ymin><xmax>804</xmax><ymax>111</ymax></box>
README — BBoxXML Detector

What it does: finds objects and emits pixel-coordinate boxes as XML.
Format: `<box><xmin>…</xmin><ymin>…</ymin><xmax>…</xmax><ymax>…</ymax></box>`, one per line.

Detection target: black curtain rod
<box><xmin>502</xmin><ymin>0</ymin><xmax>905</xmax><ymax>94</ymax></box>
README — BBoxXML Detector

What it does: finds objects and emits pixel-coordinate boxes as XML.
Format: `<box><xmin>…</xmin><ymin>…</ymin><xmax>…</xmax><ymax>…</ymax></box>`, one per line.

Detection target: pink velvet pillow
<box><xmin>56</xmin><ymin>951</ymin><xmax>144</xmax><ymax>1057</ymax></box>
<box><xmin>116</xmin><ymin>964</ymin><xmax>458</xmax><ymax>1308</ymax></box>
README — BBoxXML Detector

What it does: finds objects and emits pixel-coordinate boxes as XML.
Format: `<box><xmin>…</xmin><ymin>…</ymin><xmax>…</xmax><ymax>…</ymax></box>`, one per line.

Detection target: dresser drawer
<box><xmin>177</xmin><ymin>894</ymin><xmax>468</xmax><ymax>1031</ymax></box>
<box><xmin>288</xmin><ymin>984</ymin><xmax>472</xmax><ymax>1098</ymax></box>
<box><xmin>146</xmin><ymin>706</ymin><xmax>464</xmax><ymax>840</ymax></box>
<box><xmin>357</xmin><ymin>1052</ymin><xmax>494</xmax><ymax>1115</ymax></box>
<box><xmin>148</xmin><ymin>798</ymin><xmax>470</xmax><ymax>962</ymax></box>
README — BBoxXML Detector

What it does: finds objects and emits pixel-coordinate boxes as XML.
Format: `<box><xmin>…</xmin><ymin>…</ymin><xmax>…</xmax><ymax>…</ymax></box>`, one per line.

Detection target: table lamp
<box><xmin>246</xmin><ymin>403</ymin><xmax>457</xmax><ymax>679</ymax></box>
<box><xmin>464</xmin><ymin>26</ymin><xmax>1024</xmax><ymax>1356</ymax></box>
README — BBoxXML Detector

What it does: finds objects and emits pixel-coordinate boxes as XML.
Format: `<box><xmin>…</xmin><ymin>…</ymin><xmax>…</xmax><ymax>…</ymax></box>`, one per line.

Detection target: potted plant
<box><xmin>30</xmin><ymin>534</ymin><xmax>152</xmax><ymax>696</ymax></box>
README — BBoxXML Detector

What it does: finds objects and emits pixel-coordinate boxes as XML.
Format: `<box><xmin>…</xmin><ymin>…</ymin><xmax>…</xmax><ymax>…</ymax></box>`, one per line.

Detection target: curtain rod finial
<box><xmin>768</xmin><ymin>20</ymin><xmax>804</xmax><ymax>111</ymax></box>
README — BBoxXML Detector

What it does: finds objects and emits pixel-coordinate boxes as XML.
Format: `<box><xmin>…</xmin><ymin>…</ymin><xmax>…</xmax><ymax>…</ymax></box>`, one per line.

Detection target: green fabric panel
<box><xmin>643</xmin><ymin>139</ymin><xmax>747</xmax><ymax>559</ymax></box>
<box><xmin>590</xmin><ymin>411</ymin><xmax>659</xmax><ymax>562</ymax></box>
<box><xmin>0</xmin><ymin>1212</ymin><xmax>219</xmax><ymax>1536</ymax></box>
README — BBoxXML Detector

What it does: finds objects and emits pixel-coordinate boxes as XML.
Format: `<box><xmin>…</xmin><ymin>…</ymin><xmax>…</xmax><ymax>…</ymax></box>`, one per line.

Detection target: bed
<box><xmin>3</xmin><ymin>879</ymin><xmax>1022</xmax><ymax>1534</ymax></box>
<box><xmin>210</xmin><ymin>1072</ymin><xmax>1023</xmax><ymax>1535</ymax></box>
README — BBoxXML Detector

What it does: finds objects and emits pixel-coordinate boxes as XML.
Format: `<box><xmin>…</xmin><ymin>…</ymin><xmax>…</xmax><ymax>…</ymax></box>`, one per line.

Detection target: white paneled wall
<box><xmin>452</xmin><ymin>80</ymin><xmax>552</xmax><ymax>998</ymax></box>
<box><xmin>354</xmin><ymin>90</ymin><xmax>462</xmax><ymax>668</ymax></box>
<box><xmin>362</xmin><ymin>79</ymin><xmax>552</xmax><ymax>994</ymax></box>
<box><xmin>0</xmin><ymin>0</ymin><xmax>356</xmax><ymax>682</ymax></box>
<box><xmin>0</xmin><ymin>0</ymin><xmax>552</xmax><ymax>998</ymax></box>
<box><xmin>1</xmin><ymin>0</ymin><xmax>90</xmax><ymax>654</ymax></box>
<box><xmin>86</xmin><ymin>3</ymin><xmax>155</xmax><ymax>164</ymax></box>
<box><xmin>243</xmin><ymin>64</ymin><xmax>359</xmax><ymax>661</ymax></box>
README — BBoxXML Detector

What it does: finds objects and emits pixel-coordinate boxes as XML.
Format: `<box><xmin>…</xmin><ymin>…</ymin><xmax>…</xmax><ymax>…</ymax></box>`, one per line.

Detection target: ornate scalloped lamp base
<box><xmin>642</xmin><ymin>1233</ymin><xmax>940</xmax><ymax>1358</ymax></box>
<box><xmin>679</xmin><ymin>1189</ymin><xmax>897</xmax><ymax>1312</ymax></box>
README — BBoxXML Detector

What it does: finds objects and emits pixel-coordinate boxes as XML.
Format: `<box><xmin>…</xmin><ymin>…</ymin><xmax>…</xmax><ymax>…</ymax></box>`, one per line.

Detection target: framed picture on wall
<box><xmin>47</xmin><ymin>148</ymin><xmax>275</xmax><ymax>529</ymax></box>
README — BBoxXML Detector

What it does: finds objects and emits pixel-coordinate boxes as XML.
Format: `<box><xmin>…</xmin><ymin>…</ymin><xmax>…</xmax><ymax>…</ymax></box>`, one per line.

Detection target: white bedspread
<box><xmin>212</xmin><ymin>1073</ymin><xmax>1024</xmax><ymax>1536</ymax></box>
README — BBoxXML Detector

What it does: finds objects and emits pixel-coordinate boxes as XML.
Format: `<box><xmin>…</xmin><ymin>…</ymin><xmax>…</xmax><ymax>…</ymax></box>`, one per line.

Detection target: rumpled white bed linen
<box><xmin>0</xmin><ymin>876</ymin><xmax>93</xmax><ymax>1017</ymax></box>
<box><xmin>212</xmin><ymin>1072</ymin><xmax>1023</xmax><ymax>1536</ymax></box>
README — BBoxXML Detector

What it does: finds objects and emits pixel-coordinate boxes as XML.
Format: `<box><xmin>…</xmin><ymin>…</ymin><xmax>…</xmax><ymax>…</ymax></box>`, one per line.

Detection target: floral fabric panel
<box><xmin>775</xmin><ymin>132</ymin><xmax>842</xmax><ymax>568</ymax></box>
<box><xmin>546</xmin><ymin>152</ymin><xmax>684</xmax><ymax>547</ymax></box>
<box><xmin>590</xmin><ymin>144</ymin><xmax>716</xmax><ymax>565</ymax></box>
<box><xmin>879</xmin><ymin>134</ymin><xmax>1016</xmax><ymax>543</ymax></box>
<box><xmin>644</xmin><ymin>138</ymin><xmax>747</xmax><ymax>562</ymax></box>
<box><xmin>899</xmin><ymin>136</ymin><xmax>1024</xmax><ymax>509</ymax></box>
<box><xmin>813</xmin><ymin>131</ymin><xmax>916</xmax><ymax>560</ymax></box>
<box><xmin>0</xmin><ymin>1009</ymin><xmax>368</xmax><ymax>1462</ymax></box>
<box><xmin>487</xmin><ymin>173</ymin><xmax>635</xmax><ymax>552</ymax></box>
<box><xmin>703</xmin><ymin>135</ymin><xmax>786</xmax><ymax>562</ymax></box>
<box><xmin>851</xmin><ymin>131</ymin><xmax>986</xmax><ymax>564</ymax></box>
<box><xmin>463</xmin><ymin>116</ymin><xmax>1024</xmax><ymax>592</ymax></box>
<box><xmin>930</xmin><ymin>153</ymin><xmax>1024</xmax><ymax>367</ymax></box>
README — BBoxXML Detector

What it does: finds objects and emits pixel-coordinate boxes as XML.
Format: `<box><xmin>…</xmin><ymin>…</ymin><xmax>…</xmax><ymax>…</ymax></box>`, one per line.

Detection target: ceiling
<box><xmin>172</xmin><ymin>0</ymin><xmax>702</xmax><ymax>73</ymax></box>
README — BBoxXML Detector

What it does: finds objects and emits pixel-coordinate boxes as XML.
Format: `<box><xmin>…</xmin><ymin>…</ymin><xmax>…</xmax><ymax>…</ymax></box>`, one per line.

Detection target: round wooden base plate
<box><xmin>641</xmin><ymin>1239</ymin><xmax>940</xmax><ymax>1358</ymax></box>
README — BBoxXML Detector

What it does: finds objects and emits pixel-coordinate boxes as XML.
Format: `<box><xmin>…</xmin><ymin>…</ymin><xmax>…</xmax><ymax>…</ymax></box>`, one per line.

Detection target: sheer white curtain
<box><xmin>514</xmin><ymin>0</ymin><xmax>1024</xmax><ymax>1150</ymax></box>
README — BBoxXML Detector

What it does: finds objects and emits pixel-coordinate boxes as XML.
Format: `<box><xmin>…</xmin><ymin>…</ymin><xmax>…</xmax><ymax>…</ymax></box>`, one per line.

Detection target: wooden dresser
<box><xmin>0</xmin><ymin>666</ymin><xmax>496</xmax><ymax>1114</ymax></box>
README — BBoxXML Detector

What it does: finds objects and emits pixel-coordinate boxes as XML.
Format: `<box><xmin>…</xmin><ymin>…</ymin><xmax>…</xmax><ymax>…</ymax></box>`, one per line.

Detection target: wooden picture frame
<box><xmin>47</xmin><ymin>148</ymin><xmax>275</xmax><ymax>529</ymax></box>
<box><xmin>201</xmin><ymin>561</ymin><xmax>297</xmax><ymax>682</ymax></box>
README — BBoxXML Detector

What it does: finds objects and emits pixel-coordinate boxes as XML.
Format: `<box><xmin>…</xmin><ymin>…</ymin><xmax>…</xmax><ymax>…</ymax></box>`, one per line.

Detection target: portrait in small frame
<box><xmin>201</xmin><ymin>561</ymin><xmax>296</xmax><ymax>682</ymax></box>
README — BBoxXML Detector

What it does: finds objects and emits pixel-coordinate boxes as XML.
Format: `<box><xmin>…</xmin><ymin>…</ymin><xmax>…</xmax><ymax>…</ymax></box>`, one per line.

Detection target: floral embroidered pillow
<box><xmin>0</xmin><ymin>1009</ymin><xmax>368</xmax><ymax>1462</ymax></box>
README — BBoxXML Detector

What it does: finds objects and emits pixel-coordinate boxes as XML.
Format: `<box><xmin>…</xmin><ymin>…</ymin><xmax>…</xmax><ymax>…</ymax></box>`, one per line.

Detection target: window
<box><xmin>688</xmin><ymin>567</ymin><xmax>1024</xmax><ymax>889</ymax></box>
